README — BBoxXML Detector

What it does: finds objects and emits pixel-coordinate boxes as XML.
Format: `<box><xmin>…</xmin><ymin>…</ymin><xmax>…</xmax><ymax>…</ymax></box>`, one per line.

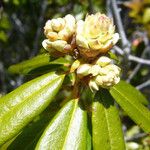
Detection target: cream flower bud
<box><xmin>99</xmin><ymin>64</ymin><xmax>120</xmax><ymax>76</ymax></box>
<box><xmin>94</xmin><ymin>64</ymin><xmax>121</xmax><ymax>89</ymax></box>
<box><xmin>89</xmin><ymin>79</ymin><xmax>99</xmax><ymax>91</ymax></box>
<box><xmin>42</xmin><ymin>39</ymin><xmax>70</xmax><ymax>53</ymax></box>
<box><xmin>88</xmin><ymin>65</ymin><xmax>101</xmax><ymax>76</ymax></box>
<box><xmin>76</xmin><ymin>13</ymin><xmax>119</xmax><ymax>59</ymax></box>
<box><xmin>76</xmin><ymin>64</ymin><xmax>91</xmax><ymax>76</ymax></box>
<box><xmin>51</xmin><ymin>18</ymin><xmax>65</xmax><ymax>32</ymax></box>
<box><xmin>44</xmin><ymin>14</ymin><xmax>76</xmax><ymax>42</ymax></box>
<box><xmin>43</xmin><ymin>14</ymin><xmax>76</xmax><ymax>54</ymax></box>
<box><xmin>96</xmin><ymin>56</ymin><xmax>111</xmax><ymax>67</ymax></box>
<box><xmin>70</xmin><ymin>60</ymin><xmax>80</xmax><ymax>73</ymax></box>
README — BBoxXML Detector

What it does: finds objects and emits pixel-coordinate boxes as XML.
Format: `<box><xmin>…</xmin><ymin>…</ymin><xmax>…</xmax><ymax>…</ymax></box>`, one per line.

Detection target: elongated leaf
<box><xmin>35</xmin><ymin>99</ymin><xmax>89</xmax><ymax>150</ymax></box>
<box><xmin>110</xmin><ymin>82</ymin><xmax>150</xmax><ymax>133</ymax></box>
<box><xmin>92</xmin><ymin>89</ymin><xmax>125</xmax><ymax>150</ymax></box>
<box><xmin>8</xmin><ymin>54</ymin><xmax>71</xmax><ymax>74</ymax></box>
<box><xmin>0</xmin><ymin>103</ymin><xmax>60</xmax><ymax>150</ymax></box>
<box><xmin>0</xmin><ymin>72</ymin><xmax>59</xmax><ymax>118</ymax></box>
<box><xmin>0</xmin><ymin>75</ymin><xmax>64</xmax><ymax>146</ymax></box>
<box><xmin>117</xmin><ymin>81</ymin><xmax>148</xmax><ymax>105</ymax></box>
<box><xmin>8</xmin><ymin>54</ymin><xmax>51</xmax><ymax>74</ymax></box>
<box><xmin>48</xmin><ymin>57</ymin><xmax>70</xmax><ymax>66</ymax></box>
<box><xmin>7</xmin><ymin>112</ymin><xmax>56</xmax><ymax>150</ymax></box>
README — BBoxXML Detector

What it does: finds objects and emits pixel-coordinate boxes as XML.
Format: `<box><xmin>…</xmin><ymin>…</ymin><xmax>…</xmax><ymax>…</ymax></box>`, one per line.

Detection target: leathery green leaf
<box><xmin>110</xmin><ymin>82</ymin><xmax>150</xmax><ymax>133</ymax></box>
<box><xmin>92</xmin><ymin>89</ymin><xmax>125</xmax><ymax>150</ymax></box>
<box><xmin>35</xmin><ymin>99</ymin><xmax>89</xmax><ymax>150</ymax></box>
<box><xmin>0</xmin><ymin>72</ymin><xmax>59</xmax><ymax>118</ymax></box>
<box><xmin>8</xmin><ymin>54</ymin><xmax>71</xmax><ymax>75</ymax></box>
<box><xmin>116</xmin><ymin>81</ymin><xmax>148</xmax><ymax>105</ymax></box>
<box><xmin>6</xmin><ymin>112</ymin><xmax>56</xmax><ymax>150</ymax></box>
<box><xmin>0</xmin><ymin>75</ymin><xmax>64</xmax><ymax>146</ymax></box>
<box><xmin>8</xmin><ymin>54</ymin><xmax>51</xmax><ymax>74</ymax></box>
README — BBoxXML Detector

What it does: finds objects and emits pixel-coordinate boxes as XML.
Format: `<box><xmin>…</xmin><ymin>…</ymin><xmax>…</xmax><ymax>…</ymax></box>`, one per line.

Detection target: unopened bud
<box><xmin>104</xmin><ymin>64</ymin><xmax>121</xmax><ymax>75</ymax></box>
<box><xmin>95</xmin><ymin>69</ymin><xmax>120</xmax><ymax>89</ymax></box>
<box><xmin>77</xmin><ymin>64</ymin><xmax>91</xmax><ymax>76</ymax></box>
<box><xmin>70</xmin><ymin>60</ymin><xmax>80</xmax><ymax>73</ymax></box>
<box><xmin>42</xmin><ymin>39</ymin><xmax>51</xmax><ymax>51</ymax></box>
<box><xmin>99</xmin><ymin>64</ymin><xmax>120</xmax><ymax>76</ymax></box>
<box><xmin>96</xmin><ymin>56</ymin><xmax>111</xmax><ymax>67</ymax></box>
<box><xmin>44</xmin><ymin>14</ymin><xmax>76</xmax><ymax>42</ymax></box>
<box><xmin>47</xmin><ymin>32</ymin><xmax>58</xmax><ymax>41</ymax></box>
<box><xmin>89</xmin><ymin>79</ymin><xmax>99</xmax><ymax>91</ymax></box>
<box><xmin>95</xmin><ymin>75</ymin><xmax>103</xmax><ymax>86</ymax></box>
<box><xmin>88</xmin><ymin>65</ymin><xmax>101</xmax><ymax>76</ymax></box>
<box><xmin>51</xmin><ymin>18</ymin><xmax>65</xmax><ymax>32</ymax></box>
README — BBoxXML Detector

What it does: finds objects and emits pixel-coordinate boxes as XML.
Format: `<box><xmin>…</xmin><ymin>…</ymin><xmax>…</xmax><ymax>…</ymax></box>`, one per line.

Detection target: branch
<box><xmin>11</xmin><ymin>14</ymin><xmax>25</xmax><ymax>34</ymax></box>
<box><xmin>129</xmin><ymin>55</ymin><xmax>150</xmax><ymax>65</ymax></box>
<box><xmin>113</xmin><ymin>46</ymin><xmax>150</xmax><ymax>65</ymax></box>
<box><xmin>127</xmin><ymin>41</ymin><xmax>150</xmax><ymax>82</ymax></box>
<box><xmin>106</xmin><ymin>0</ymin><xmax>113</xmax><ymax>17</ymax></box>
<box><xmin>125</xmin><ymin>133</ymin><xmax>148</xmax><ymax>142</ymax></box>
<box><xmin>111</xmin><ymin>0</ymin><xmax>130</xmax><ymax>53</ymax></box>
<box><xmin>113</xmin><ymin>46</ymin><xmax>124</xmax><ymax>55</ymax></box>
<box><xmin>136</xmin><ymin>80</ymin><xmax>150</xmax><ymax>90</ymax></box>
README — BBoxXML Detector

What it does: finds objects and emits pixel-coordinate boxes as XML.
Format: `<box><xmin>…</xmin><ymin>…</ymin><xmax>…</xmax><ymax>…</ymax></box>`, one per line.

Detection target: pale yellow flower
<box><xmin>76</xmin><ymin>13</ymin><xmax>119</xmax><ymax>59</ymax></box>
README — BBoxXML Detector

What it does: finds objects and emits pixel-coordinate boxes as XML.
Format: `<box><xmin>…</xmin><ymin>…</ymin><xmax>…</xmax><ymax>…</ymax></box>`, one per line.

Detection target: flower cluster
<box><xmin>42</xmin><ymin>13</ymin><xmax>121</xmax><ymax>90</ymax></box>
<box><xmin>76</xmin><ymin>13</ymin><xmax>119</xmax><ymax>59</ymax></box>
<box><xmin>76</xmin><ymin>56</ymin><xmax>121</xmax><ymax>90</ymax></box>
<box><xmin>42</xmin><ymin>13</ymin><xmax>119</xmax><ymax>59</ymax></box>
<box><xmin>42</xmin><ymin>14</ymin><xmax>76</xmax><ymax>54</ymax></box>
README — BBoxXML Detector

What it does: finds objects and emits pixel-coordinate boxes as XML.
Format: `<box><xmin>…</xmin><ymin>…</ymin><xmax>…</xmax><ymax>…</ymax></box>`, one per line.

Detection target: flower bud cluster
<box><xmin>42</xmin><ymin>13</ymin><xmax>119</xmax><ymax>59</ymax></box>
<box><xmin>42</xmin><ymin>14</ymin><xmax>76</xmax><ymax>54</ymax></box>
<box><xmin>76</xmin><ymin>56</ymin><xmax>121</xmax><ymax>90</ymax></box>
<box><xmin>76</xmin><ymin>13</ymin><xmax>119</xmax><ymax>59</ymax></box>
<box><xmin>42</xmin><ymin>13</ymin><xmax>121</xmax><ymax>90</ymax></box>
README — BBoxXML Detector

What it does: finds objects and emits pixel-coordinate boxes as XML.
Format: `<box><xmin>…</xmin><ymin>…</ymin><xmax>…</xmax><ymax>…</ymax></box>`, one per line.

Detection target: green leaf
<box><xmin>1</xmin><ymin>102</ymin><xmax>60</xmax><ymax>150</ymax></box>
<box><xmin>110</xmin><ymin>81</ymin><xmax>150</xmax><ymax>133</ymax></box>
<box><xmin>0</xmin><ymin>72</ymin><xmax>59</xmax><ymax>118</ymax></box>
<box><xmin>8</xmin><ymin>54</ymin><xmax>51</xmax><ymax>74</ymax></box>
<box><xmin>68</xmin><ymin>72</ymin><xmax>76</xmax><ymax>86</ymax></box>
<box><xmin>7</xmin><ymin>112</ymin><xmax>56</xmax><ymax>150</ymax></box>
<box><xmin>35</xmin><ymin>99</ymin><xmax>90</xmax><ymax>150</ymax></box>
<box><xmin>48</xmin><ymin>57</ymin><xmax>70</xmax><ymax>66</ymax></box>
<box><xmin>0</xmin><ymin>74</ymin><xmax>64</xmax><ymax>146</ymax></box>
<box><xmin>92</xmin><ymin>89</ymin><xmax>125</xmax><ymax>150</ymax></box>
<box><xmin>108</xmin><ymin>52</ymin><xmax>119</xmax><ymax>63</ymax></box>
<box><xmin>116</xmin><ymin>81</ymin><xmax>148</xmax><ymax>105</ymax></box>
<box><xmin>8</xmin><ymin>54</ymin><xmax>71</xmax><ymax>75</ymax></box>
